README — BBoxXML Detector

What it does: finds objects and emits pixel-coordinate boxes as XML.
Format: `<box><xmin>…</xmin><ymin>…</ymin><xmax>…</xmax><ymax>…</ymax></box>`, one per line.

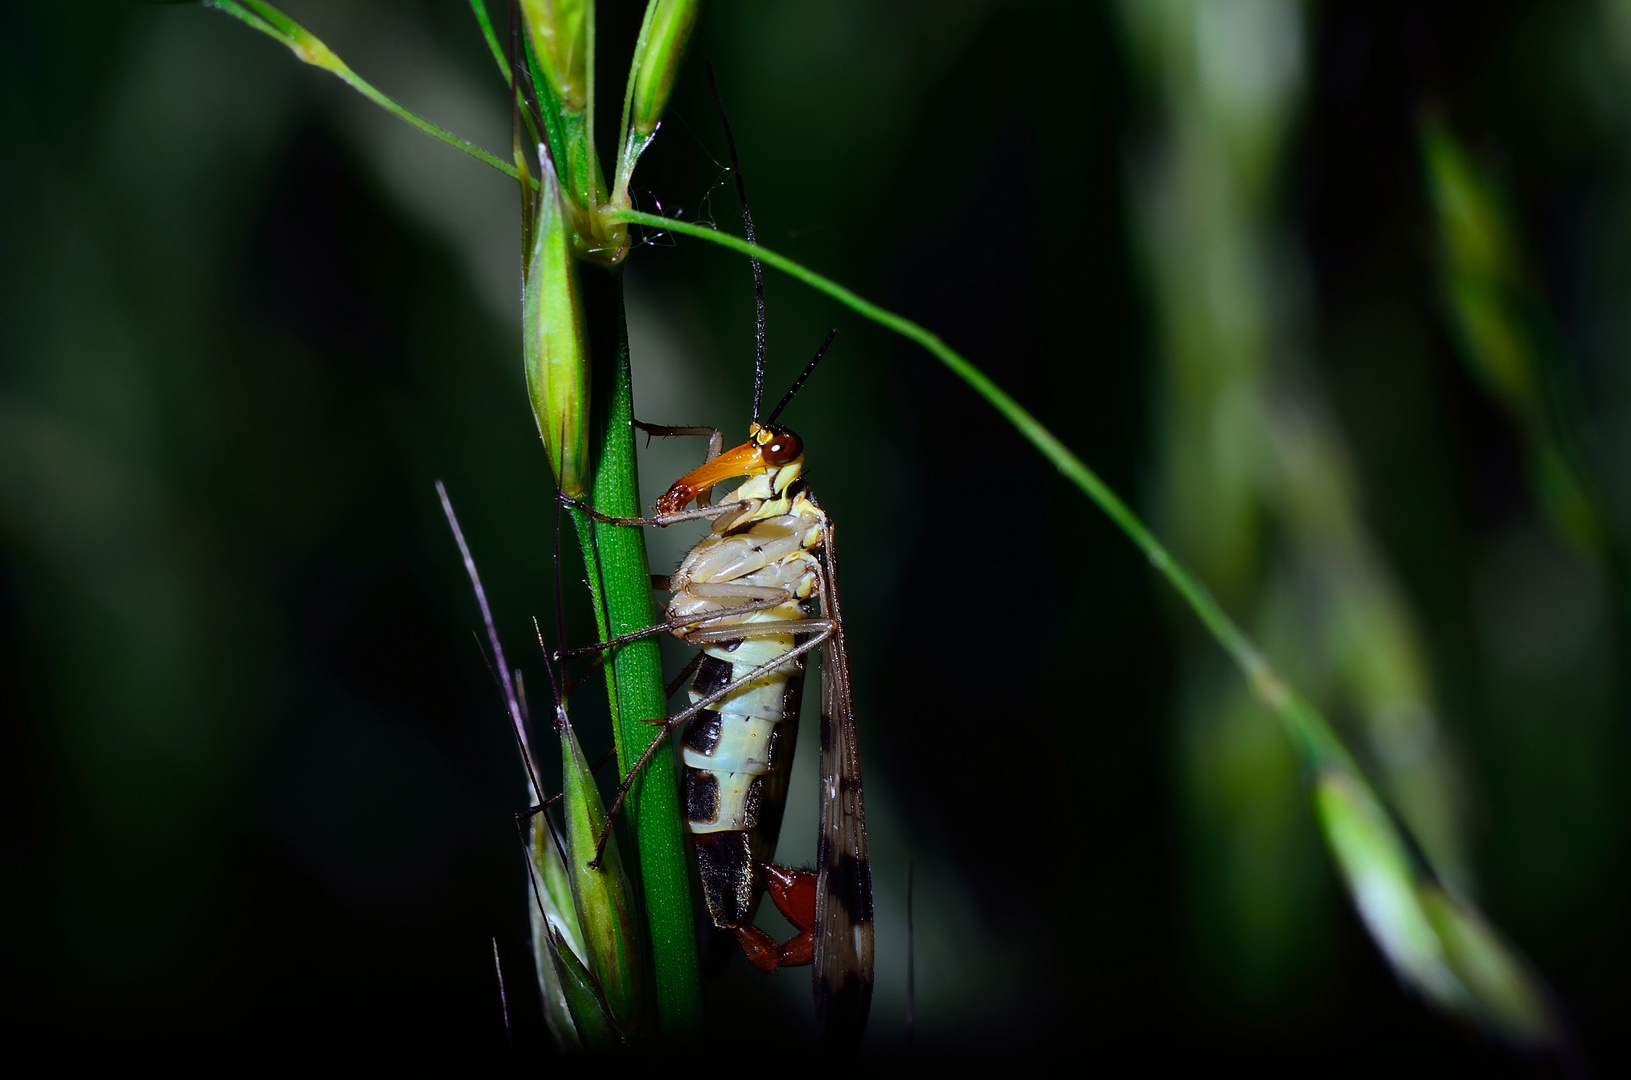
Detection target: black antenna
<box><xmin>705</xmin><ymin>62</ymin><xmax>767</xmax><ymax>422</ymax></box>
<box><xmin>766</xmin><ymin>328</ymin><xmax>838</xmax><ymax>425</ymax></box>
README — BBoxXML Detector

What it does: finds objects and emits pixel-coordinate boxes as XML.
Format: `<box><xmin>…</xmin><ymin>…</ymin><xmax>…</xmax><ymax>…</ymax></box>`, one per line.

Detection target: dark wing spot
<box><xmin>819</xmin><ymin>713</ymin><xmax>833</xmax><ymax>753</ymax></box>
<box><xmin>829</xmin><ymin>853</ymin><xmax>874</xmax><ymax>923</ymax></box>
<box><xmin>682</xmin><ymin>710</ymin><xmax>723</xmax><ymax>756</ymax></box>
<box><xmin>693</xmin><ymin>654</ymin><xmax>734</xmax><ymax>698</ymax></box>
<box><xmin>817</xmin><ymin>970</ymin><xmax>874</xmax><ymax>1058</ymax></box>
<box><xmin>682</xmin><ymin>768</ymin><xmax>720</xmax><ymax>824</ymax></box>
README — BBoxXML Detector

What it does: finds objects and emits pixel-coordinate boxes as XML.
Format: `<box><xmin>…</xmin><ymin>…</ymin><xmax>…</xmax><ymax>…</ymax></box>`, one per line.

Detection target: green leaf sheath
<box><xmin>522</xmin><ymin>36</ymin><xmax>571</xmax><ymax>197</ymax></box>
<box><xmin>571</xmin><ymin>266</ymin><xmax>702</xmax><ymax>1039</ymax></box>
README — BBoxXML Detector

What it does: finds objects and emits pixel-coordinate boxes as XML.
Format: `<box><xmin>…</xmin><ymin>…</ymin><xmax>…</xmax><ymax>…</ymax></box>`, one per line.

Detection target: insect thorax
<box><xmin>668</xmin><ymin>466</ymin><xmax>824</xmax><ymax>635</ymax></box>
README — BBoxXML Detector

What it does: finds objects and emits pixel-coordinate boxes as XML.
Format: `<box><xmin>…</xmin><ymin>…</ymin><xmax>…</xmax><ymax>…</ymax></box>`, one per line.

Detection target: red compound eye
<box><xmin>761</xmin><ymin>429</ymin><xmax>803</xmax><ymax>465</ymax></box>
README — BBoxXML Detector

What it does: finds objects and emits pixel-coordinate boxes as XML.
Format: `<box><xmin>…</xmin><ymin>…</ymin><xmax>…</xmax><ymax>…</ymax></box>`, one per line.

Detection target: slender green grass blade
<box><xmin>1416</xmin><ymin>884</ymin><xmax>1556</xmax><ymax>1044</ymax></box>
<box><xmin>1316</xmin><ymin>769</ymin><xmax>1557</xmax><ymax>1045</ymax></box>
<box><xmin>205</xmin><ymin>0</ymin><xmax>521</xmax><ymax>180</ymax></box>
<box><xmin>466</xmin><ymin>0</ymin><xmax>509</xmax><ymax>80</ymax></box>
<box><xmin>205</xmin><ymin>0</ymin><xmax>279</xmax><ymax>37</ymax></box>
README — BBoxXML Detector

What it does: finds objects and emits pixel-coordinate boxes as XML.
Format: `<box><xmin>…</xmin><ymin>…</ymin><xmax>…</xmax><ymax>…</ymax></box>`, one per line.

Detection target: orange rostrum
<box><xmin>654</xmin><ymin>423</ymin><xmax>804</xmax><ymax>514</ymax></box>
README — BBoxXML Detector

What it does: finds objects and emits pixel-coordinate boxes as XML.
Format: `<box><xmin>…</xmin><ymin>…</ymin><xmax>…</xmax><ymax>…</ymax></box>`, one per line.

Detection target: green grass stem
<box><xmin>571</xmin><ymin>267</ymin><xmax>702</xmax><ymax>1039</ymax></box>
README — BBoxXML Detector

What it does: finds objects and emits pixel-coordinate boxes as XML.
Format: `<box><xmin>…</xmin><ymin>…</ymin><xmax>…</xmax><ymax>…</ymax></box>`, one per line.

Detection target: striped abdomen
<box><xmin>671</xmin><ymin>504</ymin><xmax>823</xmax><ymax>931</ymax></box>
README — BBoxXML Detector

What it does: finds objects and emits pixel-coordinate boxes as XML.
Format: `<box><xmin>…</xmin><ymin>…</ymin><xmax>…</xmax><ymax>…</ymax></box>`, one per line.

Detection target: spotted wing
<box><xmin>811</xmin><ymin>511</ymin><xmax>873</xmax><ymax>1055</ymax></box>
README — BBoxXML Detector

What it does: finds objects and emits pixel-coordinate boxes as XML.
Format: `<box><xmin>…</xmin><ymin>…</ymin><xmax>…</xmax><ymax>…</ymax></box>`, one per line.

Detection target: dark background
<box><xmin>2</xmin><ymin>0</ymin><xmax>1628</xmax><ymax>1067</ymax></box>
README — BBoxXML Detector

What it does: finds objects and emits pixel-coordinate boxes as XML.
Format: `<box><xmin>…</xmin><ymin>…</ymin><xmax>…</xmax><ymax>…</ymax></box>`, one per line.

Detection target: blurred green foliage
<box><xmin>1424</xmin><ymin>119</ymin><xmax>1610</xmax><ymax>568</ymax></box>
<box><xmin>1121</xmin><ymin>0</ymin><xmax>1471</xmax><ymax>1016</ymax></box>
<box><xmin>3</xmin><ymin>0</ymin><xmax>1630</xmax><ymax>1065</ymax></box>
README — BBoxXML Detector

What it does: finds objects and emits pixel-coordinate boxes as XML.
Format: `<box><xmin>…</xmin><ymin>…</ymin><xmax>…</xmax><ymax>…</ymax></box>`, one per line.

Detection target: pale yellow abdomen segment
<box><xmin>683</xmin><ymin>638</ymin><xmax>800</xmax><ymax>834</ymax></box>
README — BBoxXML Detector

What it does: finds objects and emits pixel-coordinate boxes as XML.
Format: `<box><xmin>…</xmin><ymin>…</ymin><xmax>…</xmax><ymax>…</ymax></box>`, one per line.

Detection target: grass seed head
<box><xmin>524</xmin><ymin>161</ymin><xmax>593</xmax><ymax>496</ymax></box>
<box><xmin>522</xmin><ymin>0</ymin><xmax>591</xmax><ymax>112</ymax></box>
<box><xmin>559</xmin><ymin>709</ymin><xmax>647</xmax><ymax>1037</ymax></box>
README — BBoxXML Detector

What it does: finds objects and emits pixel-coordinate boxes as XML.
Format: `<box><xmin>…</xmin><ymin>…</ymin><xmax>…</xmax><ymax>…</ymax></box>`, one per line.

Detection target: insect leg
<box><xmin>554</xmin><ymin>603</ymin><xmax>776</xmax><ymax>698</ymax></box>
<box><xmin>633</xmin><ymin>421</ymin><xmax>721</xmax><ymax>443</ymax></box>
<box><xmin>630</xmin><ymin>423</ymin><xmax>727</xmax><ymax>502</ymax></box>
<box><xmin>765</xmin><ymin>863</ymin><xmax>818</xmax><ymax>936</ymax></box>
<box><xmin>588</xmin><ymin>623</ymin><xmax>833</xmax><ymax>868</ymax></box>
<box><xmin>558</xmin><ymin>591</ymin><xmax>797</xmax><ymax>659</ymax></box>
<box><xmin>558</xmin><ymin>492</ymin><xmax>748</xmax><ymax>529</ymax></box>
<box><xmin>727</xmin><ymin>864</ymin><xmax>818</xmax><ymax>972</ymax></box>
<box><xmin>686</xmin><ymin>620</ymin><xmax>831</xmax><ymax>645</ymax></box>
<box><xmin>683</xmin><ymin>582</ymin><xmax>790</xmax><ymax>599</ymax></box>
<box><xmin>517</xmin><ymin>794</ymin><xmax>562</xmax><ymax>820</ymax></box>
<box><xmin>762</xmin><ymin>863</ymin><xmax>821</xmax><ymax>968</ymax></box>
<box><xmin>734</xmin><ymin>925</ymin><xmax>790</xmax><ymax>974</ymax></box>
<box><xmin>559</xmin><ymin>596</ymin><xmax>797</xmax><ymax>696</ymax></box>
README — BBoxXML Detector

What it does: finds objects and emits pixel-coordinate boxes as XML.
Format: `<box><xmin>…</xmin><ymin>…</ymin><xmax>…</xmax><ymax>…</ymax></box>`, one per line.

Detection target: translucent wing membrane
<box><xmin>810</xmin><ymin>511</ymin><xmax>874</xmax><ymax>1053</ymax></box>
